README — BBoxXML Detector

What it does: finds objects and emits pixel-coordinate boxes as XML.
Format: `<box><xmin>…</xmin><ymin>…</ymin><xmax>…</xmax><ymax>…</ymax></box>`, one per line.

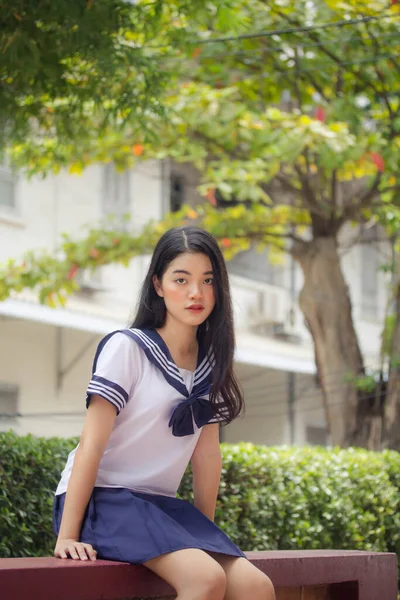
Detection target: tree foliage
<box><xmin>3</xmin><ymin>431</ymin><xmax>400</xmax><ymax>564</ymax></box>
<box><xmin>3</xmin><ymin>0</ymin><xmax>400</xmax><ymax>447</ymax></box>
<box><xmin>3</xmin><ymin>0</ymin><xmax>400</xmax><ymax>303</ymax></box>
<box><xmin>0</xmin><ymin>0</ymin><xmax>240</xmax><ymax>169</ymax></box>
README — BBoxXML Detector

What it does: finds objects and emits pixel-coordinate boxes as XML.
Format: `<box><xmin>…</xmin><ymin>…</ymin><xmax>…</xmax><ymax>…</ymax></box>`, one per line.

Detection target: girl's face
<box><xmin>154</xmin><ymin>252</ymin><xmax>215</xmax><ymax>327</ymax></box>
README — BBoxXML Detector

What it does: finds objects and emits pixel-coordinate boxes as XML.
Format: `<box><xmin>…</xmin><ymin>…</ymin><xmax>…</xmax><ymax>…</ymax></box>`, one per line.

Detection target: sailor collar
<box><xmin>93</xmin><ymin>328</ymin><xmax>216</xmax><ymax>437</ymax></box>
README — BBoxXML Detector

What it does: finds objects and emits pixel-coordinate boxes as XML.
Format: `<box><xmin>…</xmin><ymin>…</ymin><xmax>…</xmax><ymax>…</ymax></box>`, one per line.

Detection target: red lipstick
<box><xmin>186</xmin><ymin>304</ymin><xmax>204</xmax><ymax>313</ymax></box>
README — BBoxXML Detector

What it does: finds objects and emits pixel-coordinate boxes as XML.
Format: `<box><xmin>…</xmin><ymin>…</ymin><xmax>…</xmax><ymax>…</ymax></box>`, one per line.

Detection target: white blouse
<box><xmin>55</xmin><ymin>328</ymin><xmax>228</xmax><ymax>498</ymax></box>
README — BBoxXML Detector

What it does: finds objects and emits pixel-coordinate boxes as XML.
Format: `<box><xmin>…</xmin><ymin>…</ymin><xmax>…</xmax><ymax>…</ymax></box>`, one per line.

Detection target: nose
<box><xmin>189</xmin><ymin>283</ymin><xmax>202</xmax><ymax>300</ymax></box>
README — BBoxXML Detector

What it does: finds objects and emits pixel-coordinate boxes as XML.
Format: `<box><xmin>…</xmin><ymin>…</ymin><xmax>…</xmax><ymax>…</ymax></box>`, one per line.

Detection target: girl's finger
<box><xmin>75</xmin><ymin>544</ymin><xmax>89</xmax><ymax>561</ymax></box>
<box><xmin>84</xmin><ymin>545</ymin><xmax>97</xmax><ymax>561</ymax></box>
<box><xmin>68</xmin><ymin>546</ymin><xmax>80</xmax><ymax>560</ymax></box>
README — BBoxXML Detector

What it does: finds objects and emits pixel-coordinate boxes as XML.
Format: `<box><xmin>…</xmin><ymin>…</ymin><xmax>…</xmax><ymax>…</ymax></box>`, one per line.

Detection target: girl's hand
<box><xmin>54</xmin><ymin>538</ymin><xmax>97</xmax><ymax>561</ymax></box>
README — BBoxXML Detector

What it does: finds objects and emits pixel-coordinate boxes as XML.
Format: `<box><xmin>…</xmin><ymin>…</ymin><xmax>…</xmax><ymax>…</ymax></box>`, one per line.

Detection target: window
<box><xmin>227</xmin><ymin>245</ymin><xmax>285</xmax><ymax>286</ymax></box>
<box><xmin>360</xmin><ymin>226</ymin><xmax>379</xmax><ymax>320</ymax></box>
<box><xmin>306</xmin><ymin>425</ymin><xmax>328</xmax><ymax>446</ymax></box>
<box><xmin>215</xmin><ymin>190</ymin><xmax>251</xmax><ymax>209</ymax></box>
<box><xmin>0</xmin><ymin>163</ymin><xmax>17</xmax><ymax>212</ymax></box>
<box><xmin>102</xmin><ymin>164</ymin><xmax>130</xmax><ymax>226</ymax></box>
<box><xmin>170</xmin><ymin>173</ymin><xmax>185</xmax><ymax>212</ymax></box>
<box><xmin>75</xmin><ymin>267</ymin><xmax>103</xmax><ymax>294</ymax></box>
<box><xmin>0</xmin><ymin>383</ymin><xmax>18</xmax><ymax>425</ymax></box>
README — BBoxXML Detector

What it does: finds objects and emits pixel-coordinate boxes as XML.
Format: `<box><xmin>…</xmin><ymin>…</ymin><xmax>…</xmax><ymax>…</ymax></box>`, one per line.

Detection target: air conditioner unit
<box><xmin>248</xmin><ymin>288</ymin><xmax>303</xmax><ymax>343</ymax></box>
<box><xmin>249</xmin><ymin>288</ymin><xmax>286</xmax><ymax>326</ymax></box>
<box><xmin>76</xmin><ymin>268</ymin><xmax>103</xmax><ymax>293</ymax></box>
<box><xmin>272</xmin><ymin>321</ymin><xmax>303</xmax><ymax>345</ymax></box>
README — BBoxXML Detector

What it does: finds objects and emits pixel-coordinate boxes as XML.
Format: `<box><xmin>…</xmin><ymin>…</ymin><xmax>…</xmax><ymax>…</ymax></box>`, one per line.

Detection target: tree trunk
<box><xmin>383</xmin><ymin>276</ymin><xmax>400</xmax><ymax>449</ymax></box>
<box><xmin>294</xmin><ymin>236</ymin><xmax>377</xmax><ymax>448</ymax></box>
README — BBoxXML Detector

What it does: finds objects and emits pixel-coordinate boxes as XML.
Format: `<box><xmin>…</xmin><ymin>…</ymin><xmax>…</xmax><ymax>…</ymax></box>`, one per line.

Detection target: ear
<box><xmin>153</xmin><ymin>275</ymin><xmax>164</xmax><ymax>298</ymax></box>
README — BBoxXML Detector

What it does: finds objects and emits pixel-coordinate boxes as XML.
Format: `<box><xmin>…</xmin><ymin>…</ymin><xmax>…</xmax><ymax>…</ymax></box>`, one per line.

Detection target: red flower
<box><xmin>132</xmin><ymin>144</ymin><xmax>144</xmax><ymax>157</ymax></box>
<box><xmin>221</xmin><ymin>238</ymin><xmax>232</xmax><ymax>248</ymax></box>
<box><xmin>205</xmin><ymin>189</ymin><xmax>217</xmax><ymax>206</ymax></box>
<box><xmin>67</xmin><ymin>264</ymin><xmax>79</xmax><ymax>280</ymax></box>
<box><xmin>315</xmin><ymin>106</ymin><xmax>326</xmax><ymax>122</ymax></box>
<box><xmin>89</xmin><ymin>248</ymin><xmax>100</xmax><ymax>259</ymax></box>
<box><xmin>370</xmin><ymin>152</ymin><xmax>385</xmax><ymax>172</ymax></box>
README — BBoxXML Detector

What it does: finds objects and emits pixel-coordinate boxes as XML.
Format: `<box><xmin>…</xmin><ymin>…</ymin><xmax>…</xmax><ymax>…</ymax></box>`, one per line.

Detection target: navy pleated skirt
<box><xmin>53</xmin><ymin>487</ymin><xmax>246</xmax><ymax>564</ymax></box>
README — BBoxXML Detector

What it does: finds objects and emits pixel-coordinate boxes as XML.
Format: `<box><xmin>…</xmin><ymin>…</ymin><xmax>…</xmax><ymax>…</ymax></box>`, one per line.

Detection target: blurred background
<box><xmin>1</xmin><ymin>0</ymin><xmax>399</xmax><ymax>451</ymax></box>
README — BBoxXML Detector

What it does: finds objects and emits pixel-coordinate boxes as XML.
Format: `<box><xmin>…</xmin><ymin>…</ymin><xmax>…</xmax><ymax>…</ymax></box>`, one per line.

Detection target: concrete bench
<box><xmin>0</xmin><ymin>550</ymin><xmax>397</xmax><ymax>600</ymax></box>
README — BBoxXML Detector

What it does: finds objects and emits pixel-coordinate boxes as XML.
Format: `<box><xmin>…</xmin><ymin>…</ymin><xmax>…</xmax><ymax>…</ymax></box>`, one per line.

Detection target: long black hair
<box><xmin>130</xmin><ymin>226</ymin><xmax>244</xmax><ymax>424</ymax></box>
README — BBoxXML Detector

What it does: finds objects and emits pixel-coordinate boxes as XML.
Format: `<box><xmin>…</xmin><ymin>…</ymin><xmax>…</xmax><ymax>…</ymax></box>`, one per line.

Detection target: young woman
<box><xmin>53</xmin><ymin>226</ymin><xmax>275</xmax><ymax>600</ymax></box>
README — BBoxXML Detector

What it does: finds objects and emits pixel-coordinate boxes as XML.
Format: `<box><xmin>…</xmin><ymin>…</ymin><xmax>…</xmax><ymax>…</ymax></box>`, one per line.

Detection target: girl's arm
<box><xmin>54</xmin><ymin>395</ymin><xmax>117</xmax><ymax>560</ymax></box>
<box><xmin>190</xmin><ymin>423</ymin><xmax>222</xmax><ymax>521</ymax></box>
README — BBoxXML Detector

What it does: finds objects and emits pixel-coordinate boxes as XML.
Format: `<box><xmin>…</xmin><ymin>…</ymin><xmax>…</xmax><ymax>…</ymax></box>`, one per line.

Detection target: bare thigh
<box><xmin>144</xmin><ymin>548</ymin><xmax>227</xmax><ymax>599</ymax></box>
<box><xmin>209</xmin><ymin>552</ymin><xmax>276</xmax><ymax>600</ymax></box>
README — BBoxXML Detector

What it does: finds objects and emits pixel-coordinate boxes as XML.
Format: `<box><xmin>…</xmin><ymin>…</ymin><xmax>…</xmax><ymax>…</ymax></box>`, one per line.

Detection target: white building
<box><xmin>0</xmin><ymin>160</ymin><xmax>388</xmax><ymax>446</ymax></box>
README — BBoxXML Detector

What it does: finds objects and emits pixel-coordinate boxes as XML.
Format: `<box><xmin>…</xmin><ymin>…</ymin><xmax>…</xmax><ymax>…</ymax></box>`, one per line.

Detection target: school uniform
<box><xmin>53</xmin><ymin>328</ymin><xmax>246</xmax><ymax>564</ymax></box>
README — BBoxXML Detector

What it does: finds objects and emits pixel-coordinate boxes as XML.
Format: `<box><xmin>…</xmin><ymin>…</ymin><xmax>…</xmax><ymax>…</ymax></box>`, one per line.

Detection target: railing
<box><xmin>1</xmin><ymin>549</ymin><xmax>397</xmax><ymax>600</ymax></box>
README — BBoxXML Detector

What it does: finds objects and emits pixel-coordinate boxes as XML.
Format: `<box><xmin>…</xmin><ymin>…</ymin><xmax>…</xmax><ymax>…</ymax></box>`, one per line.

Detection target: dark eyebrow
<box><xmin>172</xmin><ymin>270</ymin><xmax>214</xmax><ymax>275</ymax></box>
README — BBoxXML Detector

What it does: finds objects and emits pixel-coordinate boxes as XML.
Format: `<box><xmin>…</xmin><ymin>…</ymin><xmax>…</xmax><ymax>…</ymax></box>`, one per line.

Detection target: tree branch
<box><xmin>213</xmin><ymin>229</ymin><xmax>307</xmax><ymax>257</ymax></box>
<box><xmin>273</xmin><ymin>172</ymin><xmax>302</xmax><ymax>196</ymax></box>
<box><xmin>362</xmin><ymin>21</ymin><xmax>395</xmax><ymax>123</ymax></box>
<box><xmin>265</xmin><ymin>170</ymin><xmax>332</xmax><ymax>220</ymax></box>
<box><xmin>339</xmin><ymin>228</ymin><xmax>391</xmax><ymax>255</ymax></box>
<box><xmin>272</xmin><ymin>9</ymin><xmax>395</xmax><ymax>124</ymax></box>
<box><xmin>389</xmin><ymin>55</ymin><xmax>400</xmax><ymax>78</ymax></box>
<box><xmin>294</xmin><ymin>163</ymin><xmax>318</xmax><ymax>206</ymax></box>
<box><xmin>293</xmin><ymin>48</ymin><xmax>302</xmax><ymax>110</ymax></box>
<box><xmin>335</xmin><ymin>68</ymin><xmax>343</xmax><ymax>96</ymax></box>
<box><xmin>359</xmin><ymin>172</ymin><xmax>383</xmax><ymax>207</ymax></box>
<box><xmin>377</xmin><ymin>184</ymin><xmax>400</xmax><ymax>196</ymax></box>
<box><xmin>305</xmin><ymin>70</ymin><xmax>330</xmax><ymax>103</ymax></box>
<box><xmin>233</xmin><ymin>45</ymin><xmax>330</xmax><ymax>105</ymax></box>
<box><xmin>338</xmin><ymin>172</ymin><xmax>383</xmax><ymax>224</ymax></box>
<box><xmin>191</xmin><ymin>129</ymin><xmax>243</xmax><ymax>162</ymax></box>
<box><xmin>330</xmin><ymin>169</ymin><xmax>338</xmax><ymax>223</ymax></box>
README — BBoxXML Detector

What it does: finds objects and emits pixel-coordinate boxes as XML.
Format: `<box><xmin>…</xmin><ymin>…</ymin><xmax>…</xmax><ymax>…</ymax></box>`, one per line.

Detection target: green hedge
<box><xmin>1</xmin><ymin>431</ymin><xmax>400</xmax><ymax>561</ymax></box>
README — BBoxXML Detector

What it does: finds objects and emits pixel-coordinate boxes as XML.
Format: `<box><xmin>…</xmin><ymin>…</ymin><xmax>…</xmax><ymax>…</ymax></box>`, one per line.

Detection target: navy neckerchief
<box><xmin>98</xmin><ymin>328</ymin><xmax>215</xmax><ymax>437</ymax></box>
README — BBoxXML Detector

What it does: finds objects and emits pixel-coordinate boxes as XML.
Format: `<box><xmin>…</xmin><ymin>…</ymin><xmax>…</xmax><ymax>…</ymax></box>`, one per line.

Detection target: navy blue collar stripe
<box><xmin>127</xmin><ymin>330</ymin><xmax>183</xmax><ymax>383</ymax></box>
<box><xmin>194</xmin><ymin>359</ymin><xmax>213</xmax><ymax>381</ymax></box>
<box><xmin>194</xmin><ymin>365</ymin><xmax>212</xmax><ymax>384</ymax></box>
<box><xmin>131</xmin><ymin>329</ymin><xmax>179</xmax><ymax>374</ymax></box>
<box><xmin>126</xmin><ymin>330</ymin><xmax>188</xmax><ymax>395</ymax></box>
<box><xmin>194</xmin><ymin>371</ymin><xmax>211</xmax><ymax>387</ymax></box>
<box><xmin>194</xmin><ymin>356</ymin><xmax>210</xmax><ymax>381</ymax></box>
<box><xmin>96</xmin><ymin>327</ymin><xmax>217</xmax><ymax>436</ymax></box>
<box><xmin>132</xmin><ymin>328</ymin><xmax>178</xmax><ymax>373</ymax></box>
<box><xmin>131</xmin><ymin>329</ymin><xmax>181</xmax><ymax>378</ymax></box>
<box><xmin>197</xmin><ymin>355</ymin><xmax>209</xmax><ymax>371</ymax></box>
<box><xmin>139</xmin><ymin>327</ymin><xmax>210</xmax><ymax>382</ymax></box>
<box><xmin>198</xmin><ymin>352</ymin><xmax>216</xmax><ymax>373</ymax></box>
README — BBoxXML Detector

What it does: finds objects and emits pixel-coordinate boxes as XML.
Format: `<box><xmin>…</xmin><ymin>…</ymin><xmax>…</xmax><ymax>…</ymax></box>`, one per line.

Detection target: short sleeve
<box><xmin>86</xmin><ymin>332</ymin><xmax>138</xmax><ymax>415</ymax></box>
<box><xmin>207</xmin><ymin>394</ymin><xmax>230</xmax><ymax>425</ymax></box>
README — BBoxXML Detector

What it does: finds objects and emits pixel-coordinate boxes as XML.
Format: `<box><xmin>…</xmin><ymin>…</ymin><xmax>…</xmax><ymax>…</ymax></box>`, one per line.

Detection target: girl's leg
<box><xmin>209</xmin><ymin>552</ymin><xmax>276</xmax><ymax>600</ymax></box>
<box><xmin>144</xmin><ymin>548</ymin><xmax>227</xmax><ymax>600</ymax></box>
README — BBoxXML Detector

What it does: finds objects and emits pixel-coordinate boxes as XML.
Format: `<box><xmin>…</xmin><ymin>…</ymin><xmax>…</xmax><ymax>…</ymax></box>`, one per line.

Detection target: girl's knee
<box><xmin>197</xmin><ymin>564</ymin><xmax>227</xmax><ymax>599</ymax></box>
<box><xmin>250</xmin><ymin>571</ymin><xmax>275</xmax><ymax>600</ymax></box>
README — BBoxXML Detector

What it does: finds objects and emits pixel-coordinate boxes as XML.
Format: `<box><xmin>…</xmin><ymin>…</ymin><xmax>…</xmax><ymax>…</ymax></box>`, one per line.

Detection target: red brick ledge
<box><xmin>1</xmin><ymin>550</ymin><xmax>397</xmax><ymax>600</ymax></box>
